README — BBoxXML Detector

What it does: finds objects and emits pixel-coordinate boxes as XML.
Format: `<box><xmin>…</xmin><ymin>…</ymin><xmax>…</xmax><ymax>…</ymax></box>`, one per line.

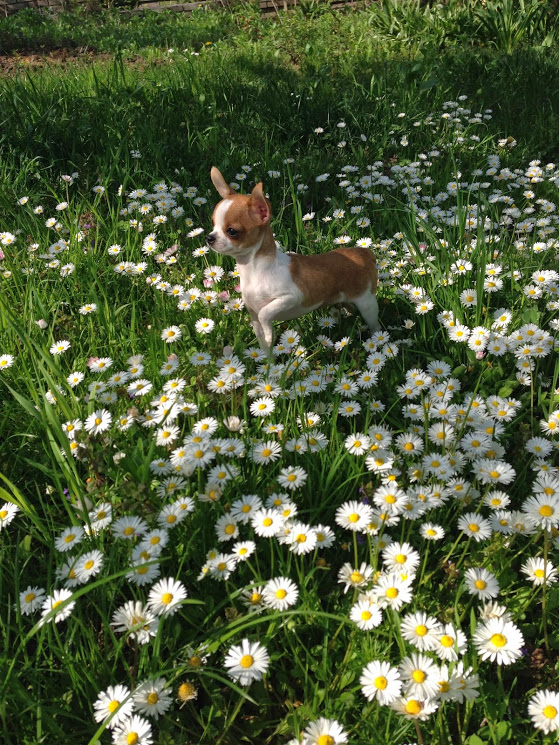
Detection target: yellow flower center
<box><xmin>468</xmin><ymin>523</ymin><xmax>479</xmax><ymax>533</ymax></box>
<box><xmin>543</xmin><ymin>705</ymin><xmax>558</xmax><ymax>719</ymax></box>
<box><xmin>225</xmin><ymin>524</ymin><xmax>235</xmax><ymax>535</ymax></box>
<box><xmin>24</xmin><ymin>592</ymin><xmax>36</xmax><ymax>603</ymax></box>
<box><xmin>361</xmin><ymin>610</ymin><xmax>372</xmax><ymax>621</ymax></box>
<box><xmin>490</xmin><ymin>633</ymin><xmax>507</xmax><ymax>648</ymax></box>
<box><xmin>126</xmin><ymin>733</ymin><xmax>139</xmax><ymax>745</ymax></box>
<box><xmin>240</xmin><ymin>654</ymin><xmax>253</xmax><ymax>669</ymax></box>
<box><xmin>415</xmin><ymin>624</ymin><xmax>427</xmax><ymax>636</ymax></box>
<box><xmin>534</xmin><ymin>568</ymin><xmax>545</xmax><ymax>578</ymax></box>
<box><xmin>317</xmin><ymin>737</ymin><xmax>334</xmax><ymax>745</ymax></box>
<box><xmin>276</xmin><ymin>589</ymin><xmax>287</xmax><ymax>599</ymax></box>
<box><xmin>475</xmin><ymin>580</ymin><xmax>486</xmax><ymax>590</ymax></box>
<box><xmin>84</xmin><ymin>560</ymin><xmax>94</xmax><ymax>570</ymax></box>
<box><xmin>350</xmin><ymin>571</ymin><xmax>364</xmax><ymax>584</ymax></box>
<box><xmin>412</xmin><ymin>669</ymin><xmax>426</xmax><ymax>683</ymax></box>
<box><xmin>386</xmin><ymin>587</ymin><xmax>398</xmax><ymax>599</ymax></box>
<box><xmin>539</xmin><ymin>505</ymin><xmax>553</xmax><ymax>517</ymax></box>
<box><xmin>263</xmin><ymin>517</ymin><xmax>273</xmax><ymax>527</ymax></box>
<box><xmin>395</xmin><ymin>553</ymin><xmax>406</xmax><ymax>564</ymax></box>
<box><xmin>147</xmin><ymin>692</ymin><xmax>159</xmax><ymax>705</ymax></box>
<box><xmin>440</xmin><ymin>635</ymin><xmax>454</xmax><ymax>647</ymax></box>
<box><xmin>107</xmin><ymin>700</ymin><xmax>120</xmax><ymax>713</ymax></box>
<box><xmin>348</xmin><ymin>513</ymin><xmax>359</xmax><ymax>523</ymax></box>
<box><xmin>374</xmin><ymin>675</ymin><xmax>387</xmax><ymax>689</ymax></box>
<box><xmin>405</xmin><ymin>699</ymin><xmax>422</xmax><ymax>715</ymax></box>
<box><xmin>161</xmin><ymin>593</ymin><xmax>174</xmax><ymax>605</ymax></box>
<box><xmin>262</xmin><ymin>449</ymin><xmax>272</xmax><ymax>457</ymax></box>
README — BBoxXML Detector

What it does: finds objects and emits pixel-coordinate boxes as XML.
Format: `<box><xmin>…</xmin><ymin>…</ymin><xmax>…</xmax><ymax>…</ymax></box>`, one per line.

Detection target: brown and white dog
<box><xmin>206</xmin><ymin>167</ymin><xmax>379</xmax><ymax>352</ymax></box>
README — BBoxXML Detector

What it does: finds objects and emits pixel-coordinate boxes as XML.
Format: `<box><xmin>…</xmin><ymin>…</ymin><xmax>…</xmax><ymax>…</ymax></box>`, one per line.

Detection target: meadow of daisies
<box><xmin>1</xmin><ymin>3</ymin><xmax>559</xmax><ymax>744</ymax></box>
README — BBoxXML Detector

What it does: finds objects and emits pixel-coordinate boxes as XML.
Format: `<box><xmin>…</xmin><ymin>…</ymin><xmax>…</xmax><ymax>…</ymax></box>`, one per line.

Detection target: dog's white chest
<box><xmin>238</xmin><ymin>250</ymin><xmax>302</xmax><ymax>314</ymax></box>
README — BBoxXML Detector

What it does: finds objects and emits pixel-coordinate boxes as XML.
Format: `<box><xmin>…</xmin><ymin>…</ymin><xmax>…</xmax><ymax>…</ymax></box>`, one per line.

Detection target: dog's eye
<box><xmin>226</xmin><ymin>227</ymin><xmax>239</xmax><ymax>238</ymax></box>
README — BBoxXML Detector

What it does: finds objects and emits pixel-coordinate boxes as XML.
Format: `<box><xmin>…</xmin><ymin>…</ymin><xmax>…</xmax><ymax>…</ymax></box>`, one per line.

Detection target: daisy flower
<box><xmin>231</xmin><ymin>540</ymin><xmax>256</xmax><ymax>562</ymax></box>
<box><xmin>84</xmin><ymin>409</ymin><xmax>112</xmax><ymax>435</ymax></box>
<box><xmin>350</xmin><ymin>599</ymin><xmax>383</xmax><ymax>630</ymax></box>
<box><xmin>215</xmin><ymin>514</ymin><xmax>239</xmax><ymax>542</ymax></box>
<box><xmin>420</xmin><ymin>523</ymin><xmax>445</xmax><ymax>541</ymax></box>
<box><xmin>262</xmin><ymin>576</ymin><xmax>299</xmax><ymax>611</ymax></box>
<box><xmin>288</xmin><ymin>522</ymin><xmax>318</xmax><ymax>555</ymax></box>
<box><xmin>335</xmin><ymin>500</ymin><xmax>373</xmax><ymax>533</ymax></box>
<box><xmin>250</xmin><ymin>440</ymin><xmax>282</xmax><ymax>464</ymax></box>
<box><xmin>464</xmin><ymin>567</ymin><xmax>500</xmax><ymax>600</ymax></box>
<box><xmin>0</xmin><ymin>502</ymin><xmax>19</xmax><ymax>530</ymax></box>
<box><xmin>472</xmin><ymin>617</ymin><xmax>525</xmax><ymax>665</ymax></box>
<box><xmin>375</xmin><ymin>572</ymin><xmax>414</xmax><ymax>611</ymax></box>
<box><xmin>75</xmin><ymin>549</ymin><xmax>104</xmax><ymax>582</ymax></box>
<box><xmin>111</xmin><ymin>601</ymin><xmax>159</xmax><ymax>645</ymax></box>
<box><xmin>400</xmin><ymin>611</ymin><xmax>442</xmax><ymax>652</ymax></box>
<box><xmin>472</xmin><ymin>458</ymin><xmax>516</xmax><ymax>485</ymax></box>
<box><xmin>344</xmin><ymin>433</ymin><xmax>371</xmax><ymax>455</ymax></box>
<box><xmin>249</xmin><ymin>396</ymin><xmax>276</xmax><ymax>417</ymax></box>
<box><xmin>360</xmin><ymin>660</ymin><xmax>402</xmax><ymax>704</ymax></box>
<box><xmin>40</xmin><ymin>588</ymin><xmax>75</xmax><ymax>625</ymax></box>
<box><xmin>161</xmin><ymin>325</ymin><xmax>182</xmax><ymax>343</ymax></box>
<box><xmin>338</xmin><ymin>562</ymin><xmax>374</xmax><ymax>593</ymax></box>
<box><xmin>527</xmin><ymin>689</ymin><xmax>559</xmax><ymax>734</ymax></box>
<box><xmin>18</xmin><ymin>586</ymin><xmax>46</xmax><ymax>615</ymax></box>
<box><xmin>251</xmin><ymin>508</ymin><xmax>284</xmax><ymax>538</ymax></box>
<box><xmin>195</xmin><ymin>317</ymin><xmax>215</xmax><ymax>334</ymax></box>
<box><xmin>390</xmin><ymin>696</ymin><xmax>439</xmax><ymax>721</ymax></box>
<box><xmin>399</xmin><ymin>652</ymin><xmax>441</xmax><ymax>700</ymax></box>
<box><xmin>112</xmin><ymin>515</ymin><xmax>148</xmax><ymax>540</ymax></box>
<box><xmin>521</xmin><ymin>557</ymin><xmax>558</xmax><ymax>585</ymax></box>
<box><xmin>133</xmin><ymin>678</ymin><xmax>173</xmax><ymax>720</ymax></box>
<box><xmin>382</xmin><ymin>542</ymin><xmax>421</xmax><ymax>574</ymax></box>
<box><xmin>112</xmin><ymin>714</ymin><xmax>153</xmax><ymax>745</ymax></box>
<box><xmin>93</xmin><ymin>684</ymin><xmax>134</xmax><ymax>728</ymax></box>
<box><xmin>457</xmin><ymin>513</ymin><xmax>492</xmax><ymax>542</ymax></box>
<box><xmin>433</xmin><ymin>623</ymin><xmax>468</xmax><ymax>662</ymax></box>
<box><xmin>277</xmin><ymin>466</ymin><xmax>307</xmax><ymax>491</ymax></box>
<box><xmin>0</xmin><ymin>354</ymin><xmax>15</xmax><ymax>370</ymax></box>
<box><xmin>522</xmin><ymin>493</ymin><xmax>559</xmax><ymax>530</ymax></box>
<box><xmin>50</xmin><ymin>339</ymin><xmax>71</xmax><ymax>355</ymax></box>
<box><xmin>224</xmin><ymin>638</ymin><xmax>270</xmax><ymax>685</ymax></box>
<box><xmin>303</xmin><ymin>718</ymin><xmax>347</xmax><ymax>745</ymax></box>
<box><xmin>147</xmin><ymin>577</ymin><xmax>187</xmax><ymax>616</ymax></box>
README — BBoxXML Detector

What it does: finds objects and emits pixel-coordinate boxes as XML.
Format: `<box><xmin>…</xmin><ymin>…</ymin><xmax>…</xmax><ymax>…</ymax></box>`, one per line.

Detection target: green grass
<box><xmin>1</xmin><ymin>2</ymin><xmax>559</xmax><ymax>744</ymax></box>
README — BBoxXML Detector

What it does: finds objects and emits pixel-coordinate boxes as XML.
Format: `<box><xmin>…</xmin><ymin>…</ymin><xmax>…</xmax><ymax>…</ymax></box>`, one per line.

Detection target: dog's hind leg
<box><xmin>354</xmin><ymin>291</ymin><xmax>380</xmax><ymax>332</ymax></box>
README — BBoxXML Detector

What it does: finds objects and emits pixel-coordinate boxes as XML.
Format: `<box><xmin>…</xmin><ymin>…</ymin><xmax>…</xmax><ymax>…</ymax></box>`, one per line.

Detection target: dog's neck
<box><xmin>235</xmin><ymin>225</ymin><xmax>277</xmax><ymax>266</ymax></box>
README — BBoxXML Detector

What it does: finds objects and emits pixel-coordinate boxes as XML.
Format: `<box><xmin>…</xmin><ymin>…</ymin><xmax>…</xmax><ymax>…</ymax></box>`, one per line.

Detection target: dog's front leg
<box><xmin>248</xmin><ymin>307</ymin><xmax>269</xmax><ymax>352</ymax></box>
<box><xmin>258</xmin><ymin>297</ymin><xmax>299</xmax><ymax>351</ymax></box>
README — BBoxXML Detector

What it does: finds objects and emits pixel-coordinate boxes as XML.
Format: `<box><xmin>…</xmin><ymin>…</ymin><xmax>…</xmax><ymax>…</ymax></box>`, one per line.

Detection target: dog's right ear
<box><xmin>211</xmin><ymin>167</ymin><xmax>234</xmax><ymax>199</ymax></box>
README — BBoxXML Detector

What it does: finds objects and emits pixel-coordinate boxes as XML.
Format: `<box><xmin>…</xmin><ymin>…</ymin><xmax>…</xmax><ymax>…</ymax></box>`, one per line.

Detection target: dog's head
<box><xmin>207</xmin><ymin>167</ymin><xmax>272</xmax><ymax>258</ymax></box>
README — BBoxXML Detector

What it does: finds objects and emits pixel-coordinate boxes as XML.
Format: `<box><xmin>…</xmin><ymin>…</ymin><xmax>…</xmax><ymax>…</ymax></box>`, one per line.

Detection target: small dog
<box><xmin>207</xmin><ymin>167</ymin><xmax>379</xmax><ymax>352</ymax></box>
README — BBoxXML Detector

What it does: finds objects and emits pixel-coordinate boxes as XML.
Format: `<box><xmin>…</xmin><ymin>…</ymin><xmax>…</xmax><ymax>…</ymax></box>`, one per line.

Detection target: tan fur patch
<box><xmin>288</xmin><ymin>246</ymin><xmax>378</xmax><ymax>307</ymax></box>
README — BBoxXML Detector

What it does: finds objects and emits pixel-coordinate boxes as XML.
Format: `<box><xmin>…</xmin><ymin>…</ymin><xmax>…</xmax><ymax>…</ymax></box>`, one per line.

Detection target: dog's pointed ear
<box><xmin>249</xmin><ymin>182</ymin><xmax>271</xmax><ymax>225</ymax></box>
<box><xmin>211</xmin><ymin>167</ymin><xmax>234</xmax><ymax>199</ymax></box>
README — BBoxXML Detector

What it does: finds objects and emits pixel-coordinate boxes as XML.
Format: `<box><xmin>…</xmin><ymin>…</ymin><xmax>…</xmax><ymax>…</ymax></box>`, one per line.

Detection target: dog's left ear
<box><xmin>249</xmin><ymin>182</ymin><xmax>271</xmax><ymax>225</ymax></box>
<box><xmin>211</xmin><ymin>167</ymin><xmax>234</xmax><ymax>199</ymax></box>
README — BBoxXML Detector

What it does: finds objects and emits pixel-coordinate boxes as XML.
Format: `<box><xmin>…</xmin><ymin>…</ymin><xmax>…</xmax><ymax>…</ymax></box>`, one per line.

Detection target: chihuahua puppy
<box><xmin>207</xmin><ymin>167</ymin><xmax>379</xmax><ymax>352</ymax></box>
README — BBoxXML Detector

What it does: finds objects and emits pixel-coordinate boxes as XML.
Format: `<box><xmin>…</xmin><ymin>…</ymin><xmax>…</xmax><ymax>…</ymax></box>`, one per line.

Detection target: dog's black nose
<box><xmin>206</xmin><ymin>232</ymin><xmax>216</xmax><ymax>245</ymax></box>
